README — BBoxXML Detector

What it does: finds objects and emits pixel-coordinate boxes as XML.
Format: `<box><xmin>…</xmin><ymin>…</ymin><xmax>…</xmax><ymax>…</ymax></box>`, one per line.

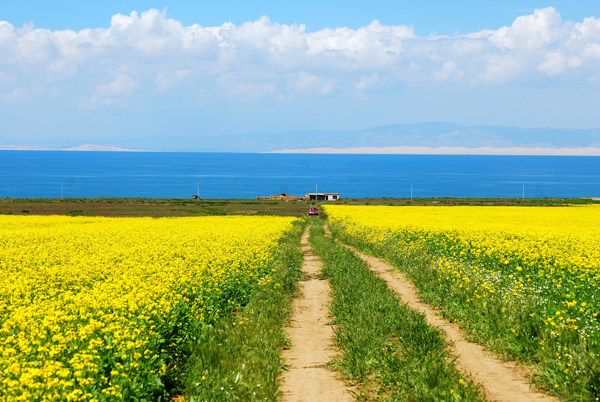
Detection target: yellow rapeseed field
<box><xmin>325</xmin><ymin>205</ymin><xmax>600</xmax><ymax>397</ymax></box>
<box><xmin>0</xmin><ymin>215</ymin><xmax>297</xmax><ymax>401</ymax></box>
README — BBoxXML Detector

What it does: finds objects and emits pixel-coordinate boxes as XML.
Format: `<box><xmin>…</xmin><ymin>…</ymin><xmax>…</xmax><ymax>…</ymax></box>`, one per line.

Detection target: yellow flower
<box><xmin>324</xmin><ymin>204</ymin><xmax>600</xmax><ymax>392</ymax></box>
<box><xmin>0</xmin><ymin>215</ymin><xmax>297</xmax><ymax>399</ymax></box>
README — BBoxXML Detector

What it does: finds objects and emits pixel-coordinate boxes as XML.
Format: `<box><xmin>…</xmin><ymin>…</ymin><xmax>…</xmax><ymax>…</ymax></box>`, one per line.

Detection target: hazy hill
<box><xmin>3</xmin><ymin>123</ymin><xmax>600</xmax><ymax>152</ymax></box>
<box><xmin>182</xmin><ymin>122</ymin><xmax>600</xmax><ymax>152</ymax></box>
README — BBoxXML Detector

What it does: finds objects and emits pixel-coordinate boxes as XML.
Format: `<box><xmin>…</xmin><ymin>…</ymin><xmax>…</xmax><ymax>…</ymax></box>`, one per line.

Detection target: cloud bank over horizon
<box><xmin>1</xmin><ymin>7</ymin><xmax>599</xmax><ymax>107</ymax></box>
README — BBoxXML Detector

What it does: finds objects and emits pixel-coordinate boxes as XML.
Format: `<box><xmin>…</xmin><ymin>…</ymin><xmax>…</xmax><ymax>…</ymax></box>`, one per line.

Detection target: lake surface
<box><xmin>1</xmin><ymin>151</ymin><xmax>599</xmax><ymax>199</ymax></box>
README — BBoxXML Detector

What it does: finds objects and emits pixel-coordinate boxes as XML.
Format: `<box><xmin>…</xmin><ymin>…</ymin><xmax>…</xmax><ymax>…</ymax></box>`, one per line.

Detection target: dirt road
<box><xmin>280</xmin><ymin>228</ymin><xmax>353</xmax><ymax>402</ymax></box>
<box><xmin>341</xmin><ymin>241</ymin><xmax>557</xmax><ymax>402</ymax></box>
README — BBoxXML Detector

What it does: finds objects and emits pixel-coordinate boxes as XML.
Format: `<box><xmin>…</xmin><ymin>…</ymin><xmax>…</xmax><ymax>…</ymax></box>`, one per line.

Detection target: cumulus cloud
<box><xmin>0</xmin><ymin>7</ymin><xmax>598</xmax><ymax>106</ymax></box>
<box><xmin>538</xmin><ymin>51</ymin><xmax>567</xmax><ymax>75</ymax></box>
<box><xmin>433</xmin><ymin>61</ymin><xmax>465</xmax><ymax>82</ymax></box>
<box><xmin>489</xmin><ymin>7</ymin><xmax>563</xmax><ymax>51</ymax></box>
<box><xmin>96</xmin><ymin>74</ymin><xmax>140</xmax><ymax>96</ymax></box>
<box><xmin>287</xmin><ymin>71</ymin><xmax>335</xmax><ymax>94</ymax></box>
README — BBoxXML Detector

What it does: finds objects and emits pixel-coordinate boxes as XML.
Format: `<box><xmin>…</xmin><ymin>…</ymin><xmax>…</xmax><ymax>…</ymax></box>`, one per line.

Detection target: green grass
<box><xmin>182</xmin><ymin>220</ymin><xmax>306</xmax><ymax>401</ymax></box>
<box><xmin>329</xmin><ymin>224</ymin><xmax>598</xmax><ymax>401</ymax></box>
<box><xmin>309</xmin><ymin>224</ymin><xmax>486</xmax><ymax>401</ymax></box>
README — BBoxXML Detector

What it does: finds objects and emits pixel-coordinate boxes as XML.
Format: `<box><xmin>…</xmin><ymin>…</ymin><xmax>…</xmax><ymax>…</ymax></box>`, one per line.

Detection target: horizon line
<box><xmin>268</xmin><ymin>146</ymin><xmax>600</xmax><ymax>156</ymax></box>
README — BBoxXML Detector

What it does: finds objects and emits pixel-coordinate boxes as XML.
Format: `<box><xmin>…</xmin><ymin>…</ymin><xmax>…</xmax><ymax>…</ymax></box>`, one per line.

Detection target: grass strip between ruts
<box><xmin>182</xmin><ymin>219</ymin><xmax>307</xmax><ymax>401</ymax></box>
<box><xmin>309</xmin><ymin>223</ymin><xmax>487</xmax><ymax>401</ymax></box>
<box><xmin>328</xmin><ymin>222</ymin><xmax>596</xmax><ymax>401</ymax></box>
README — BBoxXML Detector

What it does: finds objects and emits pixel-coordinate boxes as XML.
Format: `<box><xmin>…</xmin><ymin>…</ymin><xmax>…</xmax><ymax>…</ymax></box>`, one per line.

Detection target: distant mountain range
<box><xmin>194</xmin><ymin>122</ymin><xmax>600</xmax><ymax>152</ymax></box>
<box><xmin>3</xmin><ymin>122</ymin><xmax>600</xmax><ymax>153</ymax></box>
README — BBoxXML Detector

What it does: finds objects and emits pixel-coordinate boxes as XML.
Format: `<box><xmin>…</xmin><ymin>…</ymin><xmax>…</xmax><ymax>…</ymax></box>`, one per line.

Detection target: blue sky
<box><xmin>1</xmin><ymin>1</ymin><xmax>600</xmax><ymax>150</ymax></box>
<box><xmin>4</xmin><ymin>0</ymin><xmax>599</xmax><ymax>35</ymax></box>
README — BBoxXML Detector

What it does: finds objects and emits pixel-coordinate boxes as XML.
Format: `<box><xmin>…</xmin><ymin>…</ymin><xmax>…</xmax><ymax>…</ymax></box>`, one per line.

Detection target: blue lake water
<box><xmin>1</xmin><ymin>151</ymin><xmax>599</xmax><ymax>199</ymax></box>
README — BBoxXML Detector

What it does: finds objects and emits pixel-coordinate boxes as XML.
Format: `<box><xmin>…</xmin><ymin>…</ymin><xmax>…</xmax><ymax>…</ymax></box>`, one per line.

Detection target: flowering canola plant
<box><xmin>325</xmin><ymin>205</ymin><xmax>600</xmax><ymax>397</ymax></box>
<box><xmin>0</xmin><ymin>215</ymin><xmax>297</xmax><ymax>401</ymax></box>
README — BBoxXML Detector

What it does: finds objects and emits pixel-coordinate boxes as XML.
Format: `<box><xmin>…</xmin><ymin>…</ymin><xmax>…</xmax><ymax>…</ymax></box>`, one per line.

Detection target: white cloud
<box><xmin>78</xmin><ymin>96</ymin><xmax>122</xmax><ymax>109</ymax></box>
<box><xmin>175</xmin><ymin>69</ymin><xmax>191</xmax><ymax>79</ymax></box>
<box><xmin>433</xmin><ymin>61</ymin><xmax>464</xmax><ymax>81</ymax></box>
<box><xmin>289</xmin><ymin>71</ymin><xmax>318</xmax><ymax>91</ymax></box>
<box><xmin>538</xmin><ymin>51</ymin><xmax>567</xmax><ymax>75</ymax></box>
<box><xmin>583</xmin><ymin>43</ymin><xmax>600</xmax><ymax>59</ymax></box>
<box><xmin>575</xmin><ymin>17</ymin><xmax>600</xmax><ymax>42</ymax></box>
<box><xmin>354</xmin><ymin>73</ymin><xmax>379</xmax><ymax>90</ymax></box>
<box><xmin>96</xmin><ymin>74</ymin><xmax>140</xmax><ymax>96</ymax></box>
<box><xmin>483</xmin><ymin>56</ymin><xmax>521</xmax><ymax>84</ymax></box>
<box><xmin>1</xmin><ymin>87</ymin><xmax>27</xmax><ymax>102</ymax></box>
<box><xmin>287</xmin><ymin>71</ymin><xmax>335</xmax><ymax>94</ymax></box>
<box><xmin>489</xmin><ymin>7</ymin><xmax>563</xmax><ymax>51</ymax></box>
<box><xmin>217</xmin><ymin>72</ymin><xmax>277</xmax><ymax>99</ymax></box>
<box><xmin>0</xmin><ymin>7</ymin><xmax>599</xmax><ymax>105</ymax></box>
<box><xmin>155</xmin><ymin>73</ymin><xmax>171</xmax><ymax>91</ymax></box>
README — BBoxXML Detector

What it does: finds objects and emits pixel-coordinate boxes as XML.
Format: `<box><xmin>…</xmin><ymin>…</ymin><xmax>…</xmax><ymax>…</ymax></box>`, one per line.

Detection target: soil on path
<box><xmin>280</xmin><ymin>228</ymin><xmax>353</xmax><ymax>402</ymax></box>
<box><xmin>335</xmin><ymin>236</ymin><xmax>557</xmax><ymax>402</ymax></box>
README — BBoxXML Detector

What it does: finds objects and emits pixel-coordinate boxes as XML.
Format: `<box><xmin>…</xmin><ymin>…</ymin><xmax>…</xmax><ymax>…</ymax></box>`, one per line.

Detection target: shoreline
<box><xmin>268</xmin><ymin>146</ymin><xmax>600</xmax><ymax>156</ymax></box>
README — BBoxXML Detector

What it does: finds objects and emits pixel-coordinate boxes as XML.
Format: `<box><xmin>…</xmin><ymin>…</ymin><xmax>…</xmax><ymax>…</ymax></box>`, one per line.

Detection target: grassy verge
<box><xmin>181</xmin><ymin>219</ymin><xmax>306</xmax><ymax>401</ymax></box>
<box><xmin>309</xmin><ymin>223</ymin><xmax>486</xmax><ymax>401</ymax></box>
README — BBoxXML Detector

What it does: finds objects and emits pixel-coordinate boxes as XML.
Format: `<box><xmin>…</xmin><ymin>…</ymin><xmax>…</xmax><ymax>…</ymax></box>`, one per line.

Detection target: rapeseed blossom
<box><xmin>325</xmin><ymin>205</ymin><xmax>600</xmax><ymax>397</ymax></box>
<box><xmin>0</xmin><ymin>215</ymin><xmax>296</xmax><ymax>401</ymax></box>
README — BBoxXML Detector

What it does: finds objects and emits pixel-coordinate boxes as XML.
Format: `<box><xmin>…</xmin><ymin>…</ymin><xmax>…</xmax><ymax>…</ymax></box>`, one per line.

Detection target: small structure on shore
<box><xmin>256</xmin><ymin>193</ymin><xmax>308</xmax><ymax>201</ymax></box>
<box><xmin>305</xmin><ymin>192</ymin><xmax>340</xmax><ymax>201</ymax></box>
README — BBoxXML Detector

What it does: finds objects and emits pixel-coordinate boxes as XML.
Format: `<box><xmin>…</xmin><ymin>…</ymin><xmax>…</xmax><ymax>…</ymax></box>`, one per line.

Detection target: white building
<box><xmin>306</xmin><ymin>192</ymin><xmax>340</xmax><ymax>201</ymax></box>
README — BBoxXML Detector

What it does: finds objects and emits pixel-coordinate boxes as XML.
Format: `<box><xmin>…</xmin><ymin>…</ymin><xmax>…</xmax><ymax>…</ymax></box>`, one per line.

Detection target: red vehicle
<box><xmin>308</xmin><ymin>207</ymin><xmax>318</xmax><ymax>216</ymax></box>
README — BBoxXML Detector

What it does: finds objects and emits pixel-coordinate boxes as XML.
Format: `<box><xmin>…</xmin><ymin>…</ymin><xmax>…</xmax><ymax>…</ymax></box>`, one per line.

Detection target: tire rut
<box><xmin>279</xmin><ymin>228</ymin><xmax>353</xmax><ymax>402</ymax></box>
<box><xmin>331</xmin><ymin>230</ymin><xmax>557</xmax><ymax>402</ymax></box>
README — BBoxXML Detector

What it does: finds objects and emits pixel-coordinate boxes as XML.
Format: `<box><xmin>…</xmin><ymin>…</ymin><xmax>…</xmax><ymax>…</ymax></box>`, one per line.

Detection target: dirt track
<box><xmin>279</xmin><ymin>229</ymin><xmax>353</xmax><ymax>402</ymax></box>
<box><xmin>339</xmin><ymin>240</ymin><xmax>557</xmax><ymax>402</ymax></box>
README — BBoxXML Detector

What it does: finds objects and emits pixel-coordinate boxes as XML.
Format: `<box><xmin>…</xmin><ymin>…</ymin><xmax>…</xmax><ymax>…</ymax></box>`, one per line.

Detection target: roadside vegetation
<box><xmin>0</xmin><ymin>215</ymin><xmax>302</xmax><ymax>401</ymax></box>
<box><xmin>183</xmin><ymin>220</ymin><xmax>306</xmax><ymax>401</ymax></box>
<box><xmin>327</xmin><ymin>205</ymin><xmax>600</xmax><ymax>401</ymax></box>
<box><xmin>309</xmin><ymin>223</ymin><xmax>486</xmax><ymax>401</ymax></box>
<box><xmin>4</xmin><ymin>195</ymin><xmax>599</xmax><ymax>401</ymax></box>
